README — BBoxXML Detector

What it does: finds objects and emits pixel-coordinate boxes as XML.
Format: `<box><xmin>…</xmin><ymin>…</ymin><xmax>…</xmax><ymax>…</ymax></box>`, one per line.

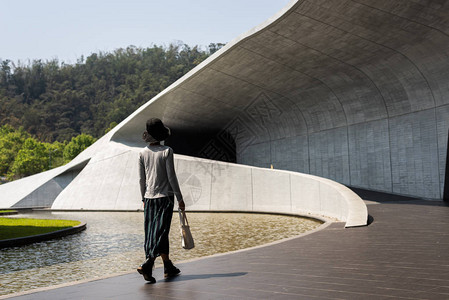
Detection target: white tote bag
<box><xmin>178</xmin><ymin>209</ymin><xmax>194</xmax><ymax>250</ymax></box>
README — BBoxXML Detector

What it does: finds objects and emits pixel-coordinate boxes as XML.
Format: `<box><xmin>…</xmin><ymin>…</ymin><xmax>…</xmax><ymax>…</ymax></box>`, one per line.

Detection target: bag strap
<box><xmin>178</xmin><ymin>208</ymin><xmax>189</xmax><ymax>226</ymax></box>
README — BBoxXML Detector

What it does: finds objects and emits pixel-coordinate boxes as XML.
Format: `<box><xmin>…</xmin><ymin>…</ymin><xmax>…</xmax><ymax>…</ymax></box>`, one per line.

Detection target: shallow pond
<box><xmin>0</xmin><ymin>211</ymin><xmax>322</xmax><ymax>296</ymax></box>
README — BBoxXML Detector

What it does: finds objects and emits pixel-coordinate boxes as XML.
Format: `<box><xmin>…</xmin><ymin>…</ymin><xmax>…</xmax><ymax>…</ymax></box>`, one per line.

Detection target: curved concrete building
<box><xmin>111</xmin><ymin>0</ymin><xmax>449</xmax><ymax>201</ymax></box>
<box><xmin>1</xmin><ymin>0</ymin><xmax>448</xmax><ymax>226</ymax></box>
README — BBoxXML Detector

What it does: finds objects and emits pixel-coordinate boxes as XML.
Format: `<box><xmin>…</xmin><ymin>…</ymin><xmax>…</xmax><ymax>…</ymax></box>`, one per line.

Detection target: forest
<box><xmin>0</xmin><ymin>43</ymin><xmax>224</xmax><ymax>181</ymax></box>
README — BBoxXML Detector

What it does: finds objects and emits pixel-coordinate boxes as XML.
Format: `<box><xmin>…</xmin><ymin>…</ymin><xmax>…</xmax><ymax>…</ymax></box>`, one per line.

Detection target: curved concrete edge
<box><xmin>315</xmin><ymin>177</ymin><xmax>369</xmax><ymax>228</ymax></box>
<box><xmin>0</xmin><ymin>158</ymin><xmax>92</xmax><ymax>208</ymax></box>
<box><xmin>176</xmin><ymin>154</ymin><xmax>368</xmax><ymax>228</ymax></box>
<box><xmin>0</xmin><ymin>222</ymin><xmax>87</xmax><ymax>249</ymax></box>
<box><xmin>0</xmin><ymin>166</ymin><xmax>68</xmax><ymax>208</ymax></box>
<box><xmin>269</xmin><ymin>169</ymin><xmax>369</xmax><ymax>228</ymax></box>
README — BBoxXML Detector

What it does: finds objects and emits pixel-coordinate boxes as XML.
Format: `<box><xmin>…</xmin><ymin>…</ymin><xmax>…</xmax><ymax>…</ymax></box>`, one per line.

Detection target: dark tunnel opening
<box><xmin>165</xmin><ymin>127</ymin><xmax>236</xmax><ymax>163</ymax></box>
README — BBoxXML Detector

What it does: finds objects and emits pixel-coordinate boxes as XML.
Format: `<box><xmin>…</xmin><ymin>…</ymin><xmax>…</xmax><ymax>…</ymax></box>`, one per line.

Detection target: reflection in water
<box><xmin>0</xmin><ymin>211</ymin><xmax>321</xmax><ymax>295</ymax></box>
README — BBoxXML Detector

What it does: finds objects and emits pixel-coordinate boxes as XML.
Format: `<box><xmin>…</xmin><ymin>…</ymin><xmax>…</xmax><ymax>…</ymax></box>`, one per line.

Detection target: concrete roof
<box><xmin>113</xmin><ymin>0</ymin><xmax>448</xmax><ymax>140</ymax></box>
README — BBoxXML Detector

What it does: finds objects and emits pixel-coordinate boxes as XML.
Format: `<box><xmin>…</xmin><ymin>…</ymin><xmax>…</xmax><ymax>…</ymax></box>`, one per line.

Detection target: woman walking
<box><xmin>137</xmin><ymin>118</ymin><xmax>185</xmax><ymax>283</ymax></box>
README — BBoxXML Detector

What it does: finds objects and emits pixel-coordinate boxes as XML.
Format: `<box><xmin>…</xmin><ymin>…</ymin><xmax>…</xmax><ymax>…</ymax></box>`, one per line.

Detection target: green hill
<box><xmin>0</xmin><ymin>43</ymin><xmax>224</xmax><ymax>142</ymax></box>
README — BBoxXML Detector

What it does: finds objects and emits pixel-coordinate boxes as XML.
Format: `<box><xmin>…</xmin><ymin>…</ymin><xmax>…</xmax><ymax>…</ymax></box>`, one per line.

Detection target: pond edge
<box><xmin>0</xmin><ymin>222</ymin><xmax>87</xmax><ymax>249</ymax></box>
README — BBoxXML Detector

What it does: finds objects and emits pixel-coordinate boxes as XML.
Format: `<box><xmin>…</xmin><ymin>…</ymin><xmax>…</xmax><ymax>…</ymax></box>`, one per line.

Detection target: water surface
<box><xmin>0</xmin><ymin>211</ymin><xmax>321</xmax><ymax>295</ymax></box>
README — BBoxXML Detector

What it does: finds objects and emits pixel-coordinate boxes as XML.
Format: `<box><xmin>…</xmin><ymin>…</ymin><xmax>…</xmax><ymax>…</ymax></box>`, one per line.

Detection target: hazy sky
<box><xmin>2</xmin><ymin>0</ymin><xmax>292</xmax><ymax>64</ymax></box>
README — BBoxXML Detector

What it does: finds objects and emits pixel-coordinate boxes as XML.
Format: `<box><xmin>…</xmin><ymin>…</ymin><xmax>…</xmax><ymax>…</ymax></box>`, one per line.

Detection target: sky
<box><xmin>1</xmin><ymin>0</ymin><xmax>292</xmax><ymax>64</ymax></box>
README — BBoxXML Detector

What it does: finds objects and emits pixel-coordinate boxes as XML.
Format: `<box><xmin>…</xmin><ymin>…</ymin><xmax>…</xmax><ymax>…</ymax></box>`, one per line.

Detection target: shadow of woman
<box><xmin>162</xmin><ymin>272</ymin><xmax>247</xmax><ymax>282</ymax></box>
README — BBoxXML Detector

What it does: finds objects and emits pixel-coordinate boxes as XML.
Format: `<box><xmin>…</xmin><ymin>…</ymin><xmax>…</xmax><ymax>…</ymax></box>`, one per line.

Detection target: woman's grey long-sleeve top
<box><xmin>138</xmin><ymin>145</ymin><xmax>183</xmax><ymax>202</ymax></box>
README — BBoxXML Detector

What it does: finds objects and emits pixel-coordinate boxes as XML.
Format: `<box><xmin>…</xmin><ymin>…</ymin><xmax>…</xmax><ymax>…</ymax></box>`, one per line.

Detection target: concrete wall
<box><xmin>50</xmin><ymin>149</ymin><xmax>367</xmax><ymax>227</ymax></box>
<box><xmin>179</xmin><ymin>155</ymin><xmax>367</xmax><ymax>227</ymax></box>
<box><xmin>11</xmin><ymin>163</ymin><xmax>88</xmax><ymax>208</ymax></box>
<box><xmin>239</xmin><ymin>106</ymin><xmax>443</xmax><ymax>199</ymax></box>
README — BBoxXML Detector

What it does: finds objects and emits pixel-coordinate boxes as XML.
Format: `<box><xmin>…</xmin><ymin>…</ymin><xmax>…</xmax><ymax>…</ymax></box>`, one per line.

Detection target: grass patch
<box><xmin>0</xmin><ymin>210</ymin><xmax>17</xmax><ymax>213</ymax></box>
<box><xmin>0</xmin><ymin>218</ymin><xmax>81</xmax><ymax>240</ymax></box>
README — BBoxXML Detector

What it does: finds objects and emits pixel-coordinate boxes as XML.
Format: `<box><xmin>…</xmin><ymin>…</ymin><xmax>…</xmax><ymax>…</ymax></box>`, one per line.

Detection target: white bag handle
<box><xmin>178</xmin><ymin>208</ymin><xmax>189</xmax><ymax>226</ymax></box>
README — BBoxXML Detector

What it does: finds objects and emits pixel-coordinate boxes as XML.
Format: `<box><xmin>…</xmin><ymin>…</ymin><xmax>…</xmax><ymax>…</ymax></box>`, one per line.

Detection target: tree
<box><xmin>8</xmin><ymin>137</ymin><xmax>48</xmax><ymax>179</ymax></box>
<box><xmin>1</xmin><ymin>43</ymin><xmax>220</xmax><ymax>141</ymax></box>
<box><xmin>104</xmin><ymin>121</ymin><xmax>118</xmax><ymax>134</ymax></box>
<box><xmin>208</xmin><ymin>43</ymin><xmax>226</xmax><ymax>55</ymax></box>
<box><xmin>0</xmin><ymin>125</ymin><xmax>97</xmax><ymax>181</ymax></box>
<box><xmin>63</xmin><ymin>133</ymin><xmax>96</xmax><ymax>162</ymax></box>
<box><xmin>46</xmin><ymin>140</ymin><xmax>65</xmax><ymax>169</ymax></box>
<box><xmin>0</xmin><ymin>125</ymin><xmax>30</xmax><ymax>176</ymax></box>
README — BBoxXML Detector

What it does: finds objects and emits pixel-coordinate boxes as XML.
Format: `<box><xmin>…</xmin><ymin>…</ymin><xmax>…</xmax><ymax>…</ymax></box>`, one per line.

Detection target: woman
<box><xmin>137</xmin><ymin>118</ymin><xmax>185</xmax><ymax>283</ymax></box>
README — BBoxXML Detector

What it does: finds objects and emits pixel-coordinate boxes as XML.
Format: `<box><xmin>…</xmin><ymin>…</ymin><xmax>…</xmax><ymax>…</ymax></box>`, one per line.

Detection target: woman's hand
<box><xmin>178</xmin><ymin>200</ymin><xmax>185</xmax><ymax>211</ymax></box>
